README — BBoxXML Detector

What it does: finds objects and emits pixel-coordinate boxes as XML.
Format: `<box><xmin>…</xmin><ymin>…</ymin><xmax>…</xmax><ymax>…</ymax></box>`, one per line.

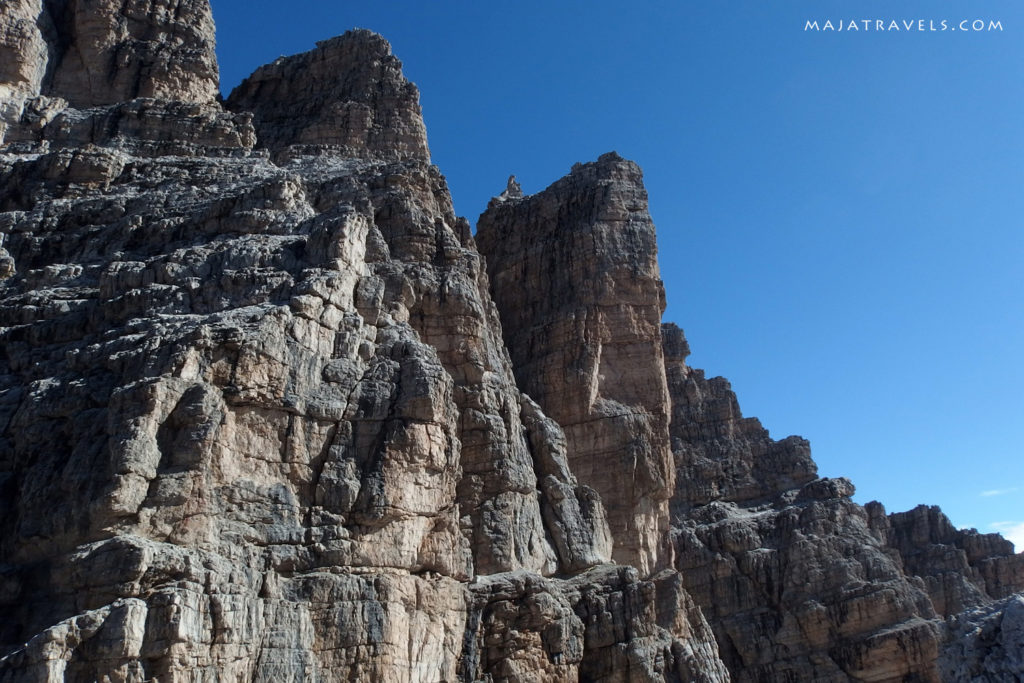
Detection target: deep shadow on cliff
<box><xmin>0</xmin><ymin>1</ymin><xmax>1022</xmax><ymax>681</ymax></box>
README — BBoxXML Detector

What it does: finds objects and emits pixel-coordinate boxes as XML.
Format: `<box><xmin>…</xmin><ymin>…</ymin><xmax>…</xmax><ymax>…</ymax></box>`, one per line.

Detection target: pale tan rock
<box><xmin>0</xmin><ymin>140</ymin><xmax>631</xmax><ymax>679</ymax></box>
<box><xmin>477</xmin><ymin>152</ymin><xmax>675</xmax><ymax>576</ymax></box>
<box><xmin>0</xmin><ymin>12</ymin><xmax>657</xmax><ymax>680</ymax></box>
<box><xmin>5</xmin><ymin>98</ymin><xmax>256</xmax><ymax>156</ymax></box>
<box><xmin>463</xmin><ymin>566</ymin><xmax>729</xmax><ymax>682</ymax></box>
<box><xmin>0</xmin><ymin>0</ymin><xmax>47</xmax><ymax>142</ymax></box>
<box><xmin>1</xmin><ymin>0</ymin><xmax>221</xmax><ymax>146</ymax></box>
<box><xmin>3</xmin><ymin>2</ymin><xmax>1022</xmax><ymax>680</ymax></box>
<box><xmin>227</xmin><ymin>30</ymin><xmax>430</xmax><ymax>162</ymax></box>
<box><xmin>44</xmin><ymin>0</ymin><xmax>220</xmax><ymax>108</ymax></box>
<box><xmin>662</xmin><ymin>324</ymin><xmax>1024</xmax><ymax>681</ymax></box>
<box><xmin>869</xmin><ymin>502</ymin><xmax>1024</xmax><ymax>616</ymax></box>
<box><xmin>662</xmin><ymin>322</ymin><xmax>817</xmax><ymax>512</ymax></box>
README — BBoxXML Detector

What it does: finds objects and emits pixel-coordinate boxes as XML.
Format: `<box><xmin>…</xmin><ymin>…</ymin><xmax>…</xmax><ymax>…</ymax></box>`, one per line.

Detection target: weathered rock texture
<box><xmin>476</xmin><ymin>153</ymin><xmax>675</xmax><ymax>577</ymax></box>
<box><xmin>0</xmin><ymin>5</ymin><xmax>725</xmax><ymax>681</ymax></box>
<box><xmin>0</xmin><ymin>0</ymin><xmax>219</xmax><ymax>144</ymax></box>
<box><xmin>873</xmin><ymin>503</ymin><xmax>1024</xmax><ymax>616</ymax></box>
<box><xmin>478</xmin><ymin>166</ymin><xmax>1024</xmax><ymax>680</ymax></box>
<box><xmin>0</xmin><ymin>1</ymin><xmax>1021</xmax><ymax>681</ymax></box>
<box><xmin>940</xmin><ymin>594</ymin><xmax>1024</xmax><ymax>681</ymax></box>
<box><xmin>226</xmin><ymin>30</ymin><xmax>429</xmax><ymax>162</ymax></box>
<box><xmin>659</xmin><ymin>325</ymin><xmax>1024</xmax><ymax>681</ymax></box>
<box><xmin>0</xmin><ymin>0</ymin><xmax>47</xmax><ymax>133</ymax></box>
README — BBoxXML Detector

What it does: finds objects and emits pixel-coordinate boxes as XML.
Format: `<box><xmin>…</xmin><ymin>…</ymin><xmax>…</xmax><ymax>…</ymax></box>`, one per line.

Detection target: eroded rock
<box><xmin>0</xmin><ymin>6</ymin><xmax>716</xmax><ymax>680</ymax></box>
<box><xmin>1</xmin><ymin>2</ymin><xmax>1021</xmax><ymax>681</ymax></box>
<box><xmin>477</xmin><ymin>152</ymin><xmax>675</xmax><ymax>576</ymax></box>
<box><xmin>226</xmin><ymin>30</ymin><xmax>430</xmax><ymax>162</ymax></box>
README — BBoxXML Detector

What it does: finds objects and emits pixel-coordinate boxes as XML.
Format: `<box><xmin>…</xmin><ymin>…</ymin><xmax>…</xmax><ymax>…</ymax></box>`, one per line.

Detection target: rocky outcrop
<box><xmin>660</xmin><ymin>324</ymin><xmax>1024</xmax><ymax>681</ymax></box>
<box><xmin>941</xmin><ymin>594</ymin><xmax>1024</xmax><ymax>681</ymax></box>
<box><xmin>476</xmin><ymin>153</ymin><xmax>675</xmax><ymax>576</ymax></box>
<box><xmin>870</xmin><ymin>502</ymin><xmax>1024</xmax><ymax>617</ymax></box>
<box><xmin>14</xmin><ymin>0</ymin><xmax>218</xmax><ymax>108</ymax></box>
<box><xmin>226</xmin><ymin>30</ymin><xmax>429</xmax><ymax>162</ymax></box>
<box><xmin>672</xmin><ymin>494</ymin><xmax>945</xmax><ymax>681</ymax></box>
<box><xmin>0</xmin><ymin>0</ymin><xmax>219</xmax><ymax>143</ymax></box>
<box><xmin>0</xmin><ymin>0</ymin><xmax>237</xmax><ymax>159</ymax></box>
<box><xmin>662</xmin><ymin>323</ymin><xmax>817</xmax><ymax>513</ymax></box>
<box><xmin>0</xmin><ymin>0</ymin><xmax>47</xmax><ymax>135</ymax></box>
<box><xmin>0</xmin><ymin>5</ymin><xmax>726</xmax><ymax>681</ymax></box>
<box><xmin>663</xmin><ymin>324</ymin><xmax>939</xmax><ymax>680</ymax></box>
<box><xmin>463</xmin><ymin>566</ymin><xmax>728</xmax><ymax>682</ymax></box>
<box><xmin>4</xmin><ymin>97</ymin><xmax>255</xmax><ymax>156</ymax></box>
<box><xmin>46</xmin><ymin>0</ymin><xmax>219</xmax><ymax>107</ymax></box>
<box><xmin>475</xmin><ymin>162</ymin><xmax>1015</xmax><ymax>680</ymax></box>
<box><xmin>1</xmin><ymin>1</ymin><xmax>1021</xmax><ymax>681</ymax></box>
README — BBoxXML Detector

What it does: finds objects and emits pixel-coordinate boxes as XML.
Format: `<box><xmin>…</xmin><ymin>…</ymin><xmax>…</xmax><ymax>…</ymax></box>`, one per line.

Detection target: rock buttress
<box><xmin>664</xmin><ymin>323</ymin><xmax>1024</xmax><ymax>681</ymax></box>
<box><xmin>0</xmin><ymin>10</ymin><xmax>726</xmax><ymax>681</ymax></box>
<box><xmin>476</xmin><ymin>152</ymin><xmax>675</xmax><ymax>576</ymax></box>
<box><xmin>0</xmin><ymin>0</ymin><xmax>219</xmax><ymax>135</ymax></box>
<box><xmin>226</xmin><ymin>29</ymin><xmax>430</xmax><ymax>163</ymax></box>
<box><xmin>869</xmin><ymin>502</ymin><xmax>1024</xmax><ymax>617</ymax></box>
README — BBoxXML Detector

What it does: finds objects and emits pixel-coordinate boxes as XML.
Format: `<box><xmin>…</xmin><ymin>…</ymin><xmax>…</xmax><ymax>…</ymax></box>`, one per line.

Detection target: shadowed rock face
<box><xmin>941</xmin><ymin>594</ymin><xmax>1024</xmax><ymax>680</ymax></box>
<box><xmin>871</xmin><ymin>503</ymin><xmax>1024</xmax><ymax>616</ymax></box>
<box><xmin>476</xmin><ymin>153</ymin><xmax>675</xmax><ymax>576</ymax></box>
<box><xmin>475</xmin><ymin>155</ymin><xmax>1023</xmax><ymax>680</ymax></box>
<box><xmin>43</xmin><ymin>0</ymin><xmax>220</xmax><ymax>107</ymax></box>
<box><xmin>0</xmin><ymin>0</ymin><xmax>234</xmax><ymax>151</ymax></box>
<box><xmin>0</xmin><ymin>1</ymin><xmax>1021</xmax><ymax>681</ymax></box>
<box><xmin>659</xmin><ymin>326</ymin><xmax>1024</xmax><ymax>681</ymax></box>
<box><xmin>662</xmin><ymin>323</ymin><xmax>818</xmax><ymax>513</ymax></box>
<box><xmin>1</xmin><ymin>0</ymin><xmax>219</xmax><ymax>110</ymax></box>
<box><xmin>226</xmin><ymin>30</ymin><xmax>430</xmax><ymax>163</ymax></box>
<box><xmin>0</xmin><ymin>3</ymin><xmax>725</xmax><ymax>680</ymax></box>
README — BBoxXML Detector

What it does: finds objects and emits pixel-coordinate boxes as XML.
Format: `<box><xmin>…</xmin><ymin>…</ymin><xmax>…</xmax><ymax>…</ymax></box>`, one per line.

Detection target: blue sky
<box><xmin>212</xmin><ymin>0</ymin><xmax>1024</xmax><ymax>548</ymax></box>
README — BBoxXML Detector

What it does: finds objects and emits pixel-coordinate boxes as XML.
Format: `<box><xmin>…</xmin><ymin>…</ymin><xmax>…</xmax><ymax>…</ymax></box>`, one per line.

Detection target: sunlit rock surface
<box><xmin>0</xmin><ymin>1</ymin><xmax>1020</xmax><ymax>681</ymax></box>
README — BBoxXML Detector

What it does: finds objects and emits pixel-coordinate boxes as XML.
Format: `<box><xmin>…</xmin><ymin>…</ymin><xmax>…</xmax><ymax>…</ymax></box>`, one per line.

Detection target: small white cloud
<box><xmin>981</xmin><ymin>487</ymin><xmax>1018</xmax><ymax>497</ymax></box>
<box><xmin>990</xmin><ymin>522</ymin><xmax>1024</xmax><ymax>552</ymax></box>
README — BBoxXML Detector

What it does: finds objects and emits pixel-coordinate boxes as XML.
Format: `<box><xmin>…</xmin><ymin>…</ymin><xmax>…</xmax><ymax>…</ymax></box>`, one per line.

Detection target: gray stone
<box><xmin>477</xmin><ymin>152</ymin><xmax>675</xmax><ymax>576</ymax></box>
<box><xmin>2</xmin><ymin>1</ymin><xmax>1022</xmax><ymax>681</ymax></box>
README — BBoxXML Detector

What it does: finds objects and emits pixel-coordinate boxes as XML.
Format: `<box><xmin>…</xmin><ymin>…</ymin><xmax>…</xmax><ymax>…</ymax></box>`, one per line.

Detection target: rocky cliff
<box><xmin>476</xmin><ymin>154</ymin><xmax>674</xmax><ymax>577</ymax></box>
<box><xmin>0</xmin><ymin>2</ymin><xmax>1021</xmax><ymax>681</ymax></box>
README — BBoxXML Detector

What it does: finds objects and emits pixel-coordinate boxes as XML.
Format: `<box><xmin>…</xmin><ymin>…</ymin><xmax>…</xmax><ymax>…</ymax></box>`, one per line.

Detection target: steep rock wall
<box><xmin>476</xmin><ymin>154</ymin><xmax>675</xmax><ymax>576</ymax></box>
<box><xmin>0</xmin><ymin>5</ymin><xmax>726</xmax><ymax>680</ymax></box>
<box><xmin>1</xmin><ymin>1</ymin><xmax>1021</xmax><ymax>681</ymax></box>
<box><xmin>662</xmin><ymin>324</ymin><xmax>1023</xmax><ymax>681</ymax></box>
<box><xmin>0</xmin><ymin>0</ymin><xmax>219</xmax><ymax>142</ymax></box>
<box><xmin>226</xmin><ymin>30</ymin><xmax>428</xmax><ymax>162</ymax></box>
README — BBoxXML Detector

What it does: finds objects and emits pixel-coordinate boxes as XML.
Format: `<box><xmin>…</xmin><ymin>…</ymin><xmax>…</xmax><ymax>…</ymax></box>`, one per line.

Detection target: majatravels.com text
<box><xmin>805</xmin><ymin>19</ymin><xmax>1003</xmax><ymax>32</ymax></box>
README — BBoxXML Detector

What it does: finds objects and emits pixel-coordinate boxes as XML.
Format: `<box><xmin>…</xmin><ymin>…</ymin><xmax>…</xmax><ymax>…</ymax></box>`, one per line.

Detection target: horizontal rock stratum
<box><xmin>0</xmin><ymin>2</ymin><xmax>1021</xmax><ymax>681</ymax></box>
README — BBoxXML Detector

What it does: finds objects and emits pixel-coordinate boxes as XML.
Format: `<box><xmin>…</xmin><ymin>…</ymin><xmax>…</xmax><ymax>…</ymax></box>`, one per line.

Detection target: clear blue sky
<box><xmin>212</xmin><ymin>0</ymin><xmax>1024</xmax><ymax>548</ymax></box>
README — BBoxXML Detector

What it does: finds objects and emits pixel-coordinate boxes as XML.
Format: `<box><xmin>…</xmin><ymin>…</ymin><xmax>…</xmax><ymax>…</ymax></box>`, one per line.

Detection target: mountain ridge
<box><xmin>1</xmin><ymin>2</ymin><xmax>1022</xmax><ymax>681</ymax></box>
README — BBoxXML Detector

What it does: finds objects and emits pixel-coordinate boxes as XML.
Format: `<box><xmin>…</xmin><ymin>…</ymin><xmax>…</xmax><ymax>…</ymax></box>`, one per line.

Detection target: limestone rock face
<box><xmin>473</xmin><ymin>159</ymin><xmax>1016</xmax><ymax>680</ymax></box>
<box><xmin>941</xmin><ymin>594</ymin><xmax>1024</xmax><ymax>681</ymax></box>
<box><xmin>662</xmin><ymin>324</ymin><xmax>1024</xmax><ymax>681</ymax></box>
<box><xmin>44</xmin><ymin>0</ymin><xmax>218</xmax><ymax>108</ymax></box>
<box><xmin>476</xmin><ymin>153</ymin><xmax>675</xmax><ymax>576</ymax></box>
<box><xmin>0</xmin><ymin>0</ymin><xmax>48</xmax><ymax>140</ymax></box>
<box><xmin>870</xmin><ymin>502</ymin><xmax>1024</xmax><ymax>616</ymax></box>
<box><xmin>4</xmin><ymin>97</ymin><xmax>255</xmax><ymax>156</ymax></box>
<box><xmin>463</xmin><ymin>566</ymin><xmax>729</xmax><ymax>683</ymax></box>
<box><xmin>662</xmin><ymin>323</ymin><xmax>817</xmax><ymax>513</ymax></box>
<box><xmin>1</xmin><ymin>3</ymin><xmax>1022</xmax><ymax>681</ymax></box>
<box><xmin>1</xmin><ymin>0</ymin><xmax>224</xmax><ymax>147</ymax></box>
<box><xmin>226</xmin><ymin>30</ymin><xmax>430</xmax><ymax>162</ymax></box>
<box><xmin>0</xmin><ymin>9</ymin><xmax>726</xmax><ymax>681</ymax></box>
<box><xmin>0</xmin><ymin>0</ymin><xmax>46</xmax><ymax>97</ymax></box>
